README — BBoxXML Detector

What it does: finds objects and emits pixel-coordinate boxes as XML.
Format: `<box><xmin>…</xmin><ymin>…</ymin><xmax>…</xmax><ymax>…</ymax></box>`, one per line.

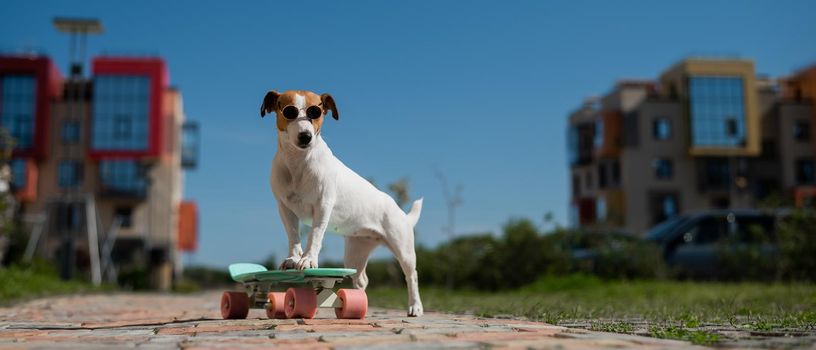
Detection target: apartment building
<box><xmin>0</xmin><ymin>54</ymin><xmax>199</xmax><ymax>289</ymax></box>
<box><xmin>568</xmin><ymin>58</ymin><xmax>816</xmax><ymax>234</ymax></box>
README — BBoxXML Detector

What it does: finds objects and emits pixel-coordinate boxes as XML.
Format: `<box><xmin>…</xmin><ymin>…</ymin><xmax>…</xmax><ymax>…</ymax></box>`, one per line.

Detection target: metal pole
<box><xmin>85</xmin><ymin>195</ymin><xmax>101</xmax><ymax>285</ymax></box>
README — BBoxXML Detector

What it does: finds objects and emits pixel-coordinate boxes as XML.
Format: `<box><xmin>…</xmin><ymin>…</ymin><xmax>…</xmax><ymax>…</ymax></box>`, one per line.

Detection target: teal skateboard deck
<box><xmin>220</xmin><ymin>263</ymin><xmax>367</xmax><ymax>320</ymax></box>
<box><xmin>229</xmin><ymin>263</ymin><xmax>357</xmax><ymax>283</ymax></box>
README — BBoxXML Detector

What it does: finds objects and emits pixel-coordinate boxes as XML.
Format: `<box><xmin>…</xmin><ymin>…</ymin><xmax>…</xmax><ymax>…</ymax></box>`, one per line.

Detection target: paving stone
<box><xmin>0</xmin><ymin>291</ymin><xmax>714</xmax><ymax>349</ymax></box>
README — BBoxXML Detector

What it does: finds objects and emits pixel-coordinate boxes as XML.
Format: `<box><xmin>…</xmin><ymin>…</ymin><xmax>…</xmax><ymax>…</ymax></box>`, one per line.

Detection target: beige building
<box><xmin>0</xmin><ymin>54</ymin><xmax>199</xmax><ymax>289</ymax></box>
<box><xmin>568</xmin><ymin>58</ymin><xmax>816</xmax><ymax>234</ymax></box>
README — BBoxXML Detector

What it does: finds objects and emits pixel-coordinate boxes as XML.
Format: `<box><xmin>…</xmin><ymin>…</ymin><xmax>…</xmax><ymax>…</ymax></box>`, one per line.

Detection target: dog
<box><xmin>260</xmin><ymin>90</ymin><xmax>424</xmax><ymax>317</ymax></box>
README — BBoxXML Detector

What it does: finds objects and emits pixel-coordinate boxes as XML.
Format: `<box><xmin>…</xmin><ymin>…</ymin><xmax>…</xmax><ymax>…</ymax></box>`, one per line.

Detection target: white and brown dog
<box><xmin>260</xmin><ymin>90</ymin><xmax>424</xmax><ymax>317</ymax></box>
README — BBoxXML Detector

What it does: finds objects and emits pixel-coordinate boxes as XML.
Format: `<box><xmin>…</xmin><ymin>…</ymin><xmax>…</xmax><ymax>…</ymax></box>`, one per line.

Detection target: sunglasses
<box><xmin>280</xmin><ymin>103</ymin><xmax>323</xmax><ymax>120</ymax></box>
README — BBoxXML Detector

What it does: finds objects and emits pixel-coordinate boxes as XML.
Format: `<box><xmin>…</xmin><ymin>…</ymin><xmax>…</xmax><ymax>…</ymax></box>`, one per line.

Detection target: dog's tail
<box><xmin>405</xmin><ymin>198</ymin><xmax>424</xmax><ymax>229</ymax></box>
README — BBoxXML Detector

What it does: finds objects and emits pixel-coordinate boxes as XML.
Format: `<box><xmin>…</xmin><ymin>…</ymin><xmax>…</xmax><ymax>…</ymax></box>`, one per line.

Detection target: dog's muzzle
<box><xmin>298</xmin><ymin>132</ymin><xmax>312</xmax><ymax>148</ymax></box>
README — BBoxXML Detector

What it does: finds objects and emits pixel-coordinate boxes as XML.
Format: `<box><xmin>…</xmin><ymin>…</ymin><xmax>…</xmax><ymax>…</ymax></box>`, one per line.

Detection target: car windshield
<box><xmin>645</xmin><ymin>216</ymin><xmax>689</xmax><ymax>241</ymax></box>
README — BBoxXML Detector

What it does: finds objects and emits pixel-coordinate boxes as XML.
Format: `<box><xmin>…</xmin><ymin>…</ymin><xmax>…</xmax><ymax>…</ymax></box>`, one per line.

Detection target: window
<box><xmin>181</xmin><ymin>121</ymin><xmax>200</xmax><ymax>169</ymax></box>
<box><xmin>99</xmin><ymin>160</ymin><xmax>147</xmax><ymax>195</ymax></box>
<box><xmin>596</xmin><ymin>196</ymin><xmax>607</xmax><ymax>222</ymax></box>
<box><xmin>61</xmin><ymin>121</ymin><xmax>80</xmax><ymax>143</ymax></box>
<box><xmin>91</xmin><ymin>75</ymin><xmax>150</xmax><ymax>151</ymax></box>
<box><xmin>683</xmin><ymin>217</ymin><xmax>726</xmax><ymax>245</ymax></box>
<box><xmin>585</xmin><ymin>170</ymin><xmax>593</xmax><ymax>190</ymax></box>
<box><xmin>55</xmin><ymin>203</ymin><xmax>82</xmax><ymax>231</ymax></box>
<box><xmin>796</xmin><ymin>158</ymin><xmax>815</xmax><ymax>185</ymax></box>
<box><xmin>652</xmin><ymin>118</ymin><xmax>671</xmax><ymax>140</ymax></box>
<box><xmin>663</xmin><ymin>196</ymin><xmax>677</xmax><ymax>218</ymax></box>
<box><xmin>760</xmin><ymin>140</ymin><xmax>778</xmax><ymax>159</ymax></box>
<box><xmin>688</xmin><ymin>76</ymin><xmax>746</xmax><ymax>147</ymax></box>
<box><xmin>113</xmin><ymin>115</ymin><xmax>132</xmax><ymax>138</ymax></box>
<box><xmin>572</xmin><ymin>174</ymin><xmax>580</xmax><ymax>196</ymax></box>
<box><xmin>567</xmin><ymin>126</ymin><xmax>578</xmax><ymax>165</ymax></box>
<box><xmin>593</xmin><ymin>119</ymin><xmax>604</xmax><ymax>148</ymax></box>
<box><xmin>725</xmin><ymin>117</ymin><xmax>738</xmax><ymax>136</ymax></box>
<box><xmin>653</xmin><ymin>158</ymin><xmax>673</xmax><ymax>180</ymax></box>
<box><xmin>699</xmin><ymin>158</ymin><xmax>730</xmax><ymax>190</ymax></box>
<box><xmin>650</xmin><ymin>192</ymin><xmax>679</xmax><ymax>225</ymax></box>
<box><xmin>9</xmin><ymin>159</ymin><xmax>26</xmax><ymax>190</ymax></box>
<box><xmin>114</xmin><ymin>206</ymin><xmax>133</xmax><ymax>228</ymax></box>
<box><xmin>1</xmin><ymin>75</ymin><xmax>37</xmax><ymax>149</ymax></box>
<box><xmin>597</xmin><ymin>163</ymin><xmax>608</xmax><ymax>188</ymax></box>
<box><xmin>794</xmin><ymin>120</ymin><xmax>811</xmax><ymax>141</ymax></box>
<box><xmin>611</xmin><ymin>160</ymin><xmax>621</xmax><ymax>185</ymax></box>
<box><xmin>58</xmin><ymin>160</ymin><xmax>82</xmax><ymax>188</ymax></box>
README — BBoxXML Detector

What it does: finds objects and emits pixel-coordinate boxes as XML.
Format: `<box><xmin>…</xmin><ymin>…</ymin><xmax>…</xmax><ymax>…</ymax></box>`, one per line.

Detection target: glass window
<box><xmin>794</xmin><ymin>120</ymin><xmax>810</xmax><ymax>142</ymax></box>
<box><xmin>569</xmin><ymin>203</ymin><xmax>578</xmax><ymax>228</ymax></box>
<box><xmin>114</xmin><ymin>206</ymin><xmax>133</xmax><ymax>228</ymax></box>
<box><xmin>597</xmin><ymin>163</ymin><xmax>608</xmax><ymax>188</ymax></box>
<box><xmin>572</xmin><ymin>174</ymin><xmax>580</xmax><ymax>197</ymax></box>
<box><xmin>688</xmin><ymin>76</ymin><xmax>746</xmax><ymax>147</ymax></box>
<box><xmin>113</xmin><ymin>115</ymin><xmax>132</xmax><ymax>138</ymax></box>
<box><xmin>9</xmin><ymin>158</ymin><xmax>26</xmax><ymax>190</ymax></box>
<box><xmin>58</xmin><ymin>160</ymin><xmax>82</xmax><ymax>188</ymax></box>
<box><xmin>0</xmin><ymin>75</ymin><xmax>37</xmax><ymax>150</ymax></box>
<box><xmin>55</xmin><ymin>203</ymin><xmax>82</xmax><ymax>231</ymax></box>
<box><xmin>91</xmin><ymin>75</ymin><xmax>150</xmax><ymax>151</ymax></box>
<box><xmin>652</xmin><ymin>118</ymin><xmax>671</xmax><ymax>140</ymax></box>
<box><xmin>653</xmin><ymin>158</ymin><xmax>673</xmax><ymax>180</ymax></box>
<box><xmin>685</xmin><ymin>217</ymin><xmax>726</xmax><ymax>245</ymax></box>
<box><xmin>596</xmin><ymin>196</ymin><xmax>607</xmax><ymax>222</ymax></box>
<box><xmin>611</xmin><ymin>160</ymin><xmax>620</xmax><ymax>185</ymax></box>
<box><xmin>181</xmin><ymin>121</ymin><xmax>199</xmax><ymax>169</ymax></box>
<box><xmin>663</xmin><ymin>196</ymin><xmax>677</xmax><ymax>218</ymax></box>
<box><xmin>650</xmin><ymin>192</ymin><xmax>679</xmax><ymax>225</ymax></box>
<box><xmin>702</xmin><ymin>158</ymin><xmax>731</xmax><ymax>190</ymax></box>
<box><xmin>796</xmin><ymin>158</ymin><xmax>815</xmax><ymax>185</ymax></box>
<box><xmin>61</xmin><ymin>121</ymin><xmax>80</xmax><ymax>143</ymax></box>
<box><xmin>567</xmin><ymin>126</ymin><xmax>578</xmax><ymax>164</ymax></box>
<box><xmin>99</xmin><ymin>160</ymin><xmax>147</xmax><ymax>194</ymax></box>
<box><xmin>593</xmin><ymin>119</ymin><xmax>604</xmax><ymax>148</ymax></box>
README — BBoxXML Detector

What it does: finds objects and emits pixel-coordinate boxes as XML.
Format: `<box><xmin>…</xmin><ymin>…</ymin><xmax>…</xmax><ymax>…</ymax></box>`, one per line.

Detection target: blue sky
<box><xmin>2</xmin><ymin>1</ymin><xmax>815</xmax><ymax>268</ymax></box>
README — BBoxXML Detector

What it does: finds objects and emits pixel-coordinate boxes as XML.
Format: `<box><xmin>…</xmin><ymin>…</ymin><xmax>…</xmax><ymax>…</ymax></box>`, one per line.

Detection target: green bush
<box><xmin>777</xmin><ymin>209</ymin><xmax>816</xmax><ymax>281</ymax></box>
<box><xmin>0</xmin><ymin>259</ymin><xmax>95</xmax><ymax>303</ymax></box>
<box><xmin>182</xmin><ymin>265</ymin><xmax>233</xmax><ymax>287</ymax></box>
<box><xmin>364</xmin><ymin>209</ymin><xmax>816</xmax><ymax>290</ymax></box>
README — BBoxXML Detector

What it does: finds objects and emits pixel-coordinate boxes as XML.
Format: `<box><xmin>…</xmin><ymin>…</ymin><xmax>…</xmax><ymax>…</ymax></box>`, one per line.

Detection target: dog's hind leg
<box><xmin>384</xmin><ymin>226</ymin><xmax>423</xmax><ymax>317</ymax></box>
<box><xmin>344</xmin><ymin>236</ymin><xmax>380</xmax><ymax>290</ymax></box>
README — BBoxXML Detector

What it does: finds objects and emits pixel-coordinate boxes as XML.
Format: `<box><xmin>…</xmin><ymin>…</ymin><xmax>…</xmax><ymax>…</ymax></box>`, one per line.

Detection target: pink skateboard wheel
<box><xmin>334</xmin><ymin>288</ymin><xmax>368</xmax><ymax>319</ymax></box>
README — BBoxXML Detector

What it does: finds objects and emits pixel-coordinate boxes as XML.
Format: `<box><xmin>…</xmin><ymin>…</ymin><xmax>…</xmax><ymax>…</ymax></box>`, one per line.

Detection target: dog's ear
<box><xmin>260</xmin><ymin>90</ymin><xmax>280</xmax><ymax>118</ymax></box>
<box><xmin>321</xmin><ymin>93</ymin><xmax>339</xmax><ymax>120</ymax></box>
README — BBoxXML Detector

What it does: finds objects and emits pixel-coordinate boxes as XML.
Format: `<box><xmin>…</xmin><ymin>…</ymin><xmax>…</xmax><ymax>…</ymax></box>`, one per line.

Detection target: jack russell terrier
<box><xmin>260</xmin><ymin>90</ymin><xmax>425</xmax><ymax>317</ymax></box>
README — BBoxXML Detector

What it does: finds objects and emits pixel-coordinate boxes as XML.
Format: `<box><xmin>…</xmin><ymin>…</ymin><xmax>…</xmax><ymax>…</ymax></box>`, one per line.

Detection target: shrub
<box><xmin>777</xmin><ymin>209</ymin><xmax>816</xmax><ymax>281</ymax></box>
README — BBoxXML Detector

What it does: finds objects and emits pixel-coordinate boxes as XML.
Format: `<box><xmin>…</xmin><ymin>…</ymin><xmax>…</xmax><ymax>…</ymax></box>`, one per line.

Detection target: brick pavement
<box><xmin>0</xmin><ymin>292</ymin><xmax>709</xmax><ymax>349</ymax></box>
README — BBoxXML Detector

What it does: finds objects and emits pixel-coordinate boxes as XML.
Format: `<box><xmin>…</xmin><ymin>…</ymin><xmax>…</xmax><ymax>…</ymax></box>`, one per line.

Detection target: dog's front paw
<box><xmin>407</xmin><ymin>302</ymin><xmax>424</xmax><ymax>317</ymax></box>
<box><xmin>295</xmin><ymin>255</ymin><xmax>318</xmax><ymax>270</ymax></box>
<box><xmin>279</xmin><ymin>256</ymin><xmax>299</xmax><ymax>270</ymax></box>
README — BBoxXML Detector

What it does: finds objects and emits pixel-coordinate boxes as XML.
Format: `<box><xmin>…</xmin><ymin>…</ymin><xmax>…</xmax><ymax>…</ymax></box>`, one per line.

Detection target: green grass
<box><xmin>0</xmin><ymin>263</ymin><xmax>101</xmax><ymax>304</ymax></box>
<box><xmin>367</xmin><ymin>274</ymin><xmax>816</xmax><ymax>344</ymax></box>
<box><xmin>591</xmin><ymin>321</ymin><xmax>634</xmax><ymax>334</ymax></box>
<box><xmin>650</xmin><ymin>325</ymin><xmax>721</xmax><ymax>346</ymax></box>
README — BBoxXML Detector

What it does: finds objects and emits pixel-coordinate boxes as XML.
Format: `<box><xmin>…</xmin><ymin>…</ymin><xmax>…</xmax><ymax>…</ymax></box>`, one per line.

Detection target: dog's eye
<box><xmin>306</xmin><ymin>106</ymin><xmax>323</xmax><ymax>119</ymax></box>
<box><xmin>282</xmin><ymin>106</ymin><xmax>299</xmax><ymax>120</ymax></box>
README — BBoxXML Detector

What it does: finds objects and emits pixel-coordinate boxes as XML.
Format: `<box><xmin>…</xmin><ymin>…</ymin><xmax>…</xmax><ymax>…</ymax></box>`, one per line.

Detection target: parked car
<box><xmin>644</xmin><ymin>209</ymin><xmax>782</xmax><ymax>279</ymax></box>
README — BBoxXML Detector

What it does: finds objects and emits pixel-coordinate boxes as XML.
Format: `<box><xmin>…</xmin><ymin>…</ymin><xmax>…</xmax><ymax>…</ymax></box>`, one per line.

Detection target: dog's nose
<box><xmin>298</xmin><ymin>132</ymin><xmax>312</xmax><ymax>146</ymax></box>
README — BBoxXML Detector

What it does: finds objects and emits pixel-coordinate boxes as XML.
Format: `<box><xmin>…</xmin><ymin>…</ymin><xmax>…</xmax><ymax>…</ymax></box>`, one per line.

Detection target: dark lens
<box><xmin>306</xmin><ymin>106</ymin><xmax>323</xmax><ymax>119</ymax></box>
<box><xmin>282</xmin><ymin>106</ymin><xmax>299</xmax><ymax>119</ymax></box>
